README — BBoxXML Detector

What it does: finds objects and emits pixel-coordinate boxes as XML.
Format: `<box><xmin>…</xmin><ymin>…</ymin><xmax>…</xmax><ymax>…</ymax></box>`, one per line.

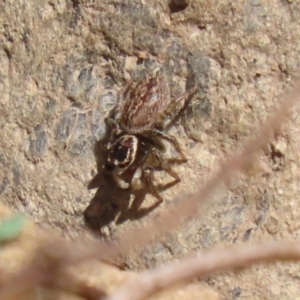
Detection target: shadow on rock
<box><xmin>84</xmin><ymin>173</ymin><xmax>162</xmax><ymax>230</ymax></box>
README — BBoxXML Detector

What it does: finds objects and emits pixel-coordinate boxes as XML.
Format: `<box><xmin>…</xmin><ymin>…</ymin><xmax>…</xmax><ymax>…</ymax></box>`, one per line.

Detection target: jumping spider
<box><xmin>103</xmin><ymin>68</ymin><xmax>197</xmax><ymax>202</ymax></box>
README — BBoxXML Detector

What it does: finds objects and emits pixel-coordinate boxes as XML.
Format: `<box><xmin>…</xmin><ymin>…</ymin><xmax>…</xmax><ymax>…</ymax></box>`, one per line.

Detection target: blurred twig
<box><xmin>106</xmin><ymin>240</ymin><xmax>300</xmax><ymax>300</ymax></box>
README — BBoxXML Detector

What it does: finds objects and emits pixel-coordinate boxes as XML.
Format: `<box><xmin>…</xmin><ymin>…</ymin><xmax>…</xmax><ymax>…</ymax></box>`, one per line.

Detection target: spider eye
<box><xmin>111</xmin><ymin>143</ymin><xmax>129</xmax><ymax>162</ymax></box>
<box><xmin>108</xmin><ymin>135</ymin><xmax>138</xmax><ymax>168</ymax></box>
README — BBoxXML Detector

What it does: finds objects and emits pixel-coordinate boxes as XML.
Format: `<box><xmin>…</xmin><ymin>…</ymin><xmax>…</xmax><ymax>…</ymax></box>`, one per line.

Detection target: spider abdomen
<box><xmin>115</xmin><ymin>69</ymin><xmax>171</xmax><ymax>134</ymax></box>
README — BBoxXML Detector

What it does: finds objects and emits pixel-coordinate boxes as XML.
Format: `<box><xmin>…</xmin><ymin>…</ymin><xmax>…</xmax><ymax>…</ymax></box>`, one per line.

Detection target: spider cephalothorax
<box><xmin>103</xmin><ymin>68</ymin><xmax>197</xmax><ymax>202</ymax></box>
<box><xmin>105</xmin><ymin>134</ymin><xmax>153</xmax><ymax>190</ymax></box>
<box><xmin>106</xmin><ymin>135</ymin><xmax>138</xmax><ymax>169</ymax></box>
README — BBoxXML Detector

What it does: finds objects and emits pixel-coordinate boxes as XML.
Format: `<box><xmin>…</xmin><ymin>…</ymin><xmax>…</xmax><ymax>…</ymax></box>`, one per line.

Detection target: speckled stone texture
<box><xmin>1</xmin><ymin>0</ymin><xmax>300</xmax><ymax>299</ymax></box>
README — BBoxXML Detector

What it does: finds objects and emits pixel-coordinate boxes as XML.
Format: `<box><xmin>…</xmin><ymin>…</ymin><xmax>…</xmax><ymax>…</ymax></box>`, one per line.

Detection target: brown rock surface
<box><xmin>1</xmin><ymin>0</ymin><xmax>300</xmax><ymax>299</ymax></box>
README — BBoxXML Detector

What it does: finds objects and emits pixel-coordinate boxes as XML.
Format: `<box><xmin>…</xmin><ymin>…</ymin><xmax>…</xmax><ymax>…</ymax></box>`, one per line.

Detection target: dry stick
<box><xmin>0</xmin><ymin>255</ymin><xmax>60</xmax><ymax>299</ymax></box>
<box><xmin>106</xmin><ymin>240</ymin><xmax>300</xmax><ymax>300</ymax></box>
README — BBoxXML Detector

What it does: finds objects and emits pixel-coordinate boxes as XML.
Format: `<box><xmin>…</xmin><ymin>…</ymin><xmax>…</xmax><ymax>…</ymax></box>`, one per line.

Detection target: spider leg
<box><xmin>149</xmin><ymin>148</ymin><xmax>181</xmax><ymax>181</ymax></box>
<box><xmin>104</xmin><ymin>116</ymin><xmax>119</xmax><ymax>129</ymax></box>
<box><xmin>104</xmin><ymin>117</ymin><xmax>123</xmax><ymax>149</ymax></box>
<box><xmin>105</xmin><ymin>117</ymin><xmax>123</xmax><ymax>133</ymax></box>
<box><xmin>151</xmin><ymin>129</ymin><xmax>187</xmax><ymax>164</ymax></box>
<box><xmin>165</xmin><ymin>86</ymin><xmax>198</xmax><ymax>131</ymax></box>
<box><xmin>102</xmin><ymin>164</ymin><xmax>131</xmax><ymax>189</ymax></box>
<box><xmin>146</xmin><ymin>87</ymin><xmax>197</xmax><ymax>163</ymax></box>
<box><xmin>143</xmin><ymin>167</ymin><xmax>163</xmax><ymax>202</ymax></box>
<box><xmin>131</xmin><ymin>167</ymin><xmax>144</xmax><ymax>191</ymax></box>
<box><xmin>141</xmin><ymin>148</ymin><xmax>181</xmax><ymax>202</ymax></box>
<box><xmin>170</xmin><ymin>86</ymin><xmax>198</xmax><ymax>111</ymax></box>
<box><xmin>113</xmin><ymin>168</ymin><xmax>130</xmax><ymax>189</ymax></box>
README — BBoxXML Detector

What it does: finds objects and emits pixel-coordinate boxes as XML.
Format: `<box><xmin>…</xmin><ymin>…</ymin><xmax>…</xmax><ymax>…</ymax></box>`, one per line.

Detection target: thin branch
<box><xmin>106</xmin><ymin>240</ymin><xmax>300</xmax><ymax>300</ymax></box>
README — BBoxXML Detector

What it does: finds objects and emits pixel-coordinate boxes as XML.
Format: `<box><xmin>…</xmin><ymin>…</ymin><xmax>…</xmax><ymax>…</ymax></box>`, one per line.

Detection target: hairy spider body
<box><xmin>103</xmin><ymin>68</ymin><xmax>197</xmax><ymax>202</ymax></box>
<box><xmin>115</xmin><ymin>69</ymin><xmax>170</xmax><ymax>134</ymax></box>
